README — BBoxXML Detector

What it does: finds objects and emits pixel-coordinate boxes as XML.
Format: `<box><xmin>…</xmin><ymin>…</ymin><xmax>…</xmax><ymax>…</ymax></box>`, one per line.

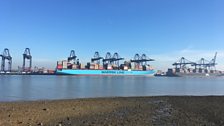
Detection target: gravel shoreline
<box><xmin>1</xmin><ymin>96</ymin><xmax>224</xmax><ymax>126</ymax></box>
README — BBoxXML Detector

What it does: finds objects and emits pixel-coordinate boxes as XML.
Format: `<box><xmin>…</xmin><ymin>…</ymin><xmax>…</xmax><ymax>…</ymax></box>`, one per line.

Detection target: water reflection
<box><xmin>0</xmin><ymin>75</ymin><xmax>224</xmax><ymax>101</ymax></box>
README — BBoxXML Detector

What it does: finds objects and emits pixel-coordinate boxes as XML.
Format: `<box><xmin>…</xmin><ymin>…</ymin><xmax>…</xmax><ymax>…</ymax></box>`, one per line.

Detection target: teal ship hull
<box><xmin>56</xmin><ymin>69</ymin><xmax>156</xmax><ymax>76</ymax></box>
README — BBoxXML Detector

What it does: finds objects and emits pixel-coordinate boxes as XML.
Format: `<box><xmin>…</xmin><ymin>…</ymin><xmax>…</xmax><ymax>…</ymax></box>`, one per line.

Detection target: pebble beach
<box><xmin>1</xmin><ymin>96</ymin><xmax>224</xmax><ymax>126</ymax></box>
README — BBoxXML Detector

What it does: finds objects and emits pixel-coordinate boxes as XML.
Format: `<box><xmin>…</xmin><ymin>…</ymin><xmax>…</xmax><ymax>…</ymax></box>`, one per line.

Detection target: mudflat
<box><xmin>0</xmin><ymin>96</ymin><xmax>224</xmax><ymax>126</ymax></box>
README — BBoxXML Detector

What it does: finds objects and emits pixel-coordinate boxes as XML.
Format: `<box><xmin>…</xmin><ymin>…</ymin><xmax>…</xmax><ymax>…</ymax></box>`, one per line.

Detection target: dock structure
<box><xmin>171</xmin><ymin>52</ymin><xmax>218</xmax><ymax>74</ymax></box>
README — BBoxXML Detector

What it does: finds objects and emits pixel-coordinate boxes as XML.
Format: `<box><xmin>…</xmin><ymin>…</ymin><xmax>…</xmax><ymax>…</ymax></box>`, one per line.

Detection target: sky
<box><xmin>0</xmin><ymin>0</ymin><xmax>224</xmax><ymax>71</ymax></box>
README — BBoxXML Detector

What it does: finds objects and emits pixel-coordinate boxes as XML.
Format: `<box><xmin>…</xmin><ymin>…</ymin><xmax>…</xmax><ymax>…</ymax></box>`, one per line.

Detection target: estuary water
<box><xmin>0</xmin><ymin>75</ymin><xmax>224</xmax><ymax>101</ymax></box>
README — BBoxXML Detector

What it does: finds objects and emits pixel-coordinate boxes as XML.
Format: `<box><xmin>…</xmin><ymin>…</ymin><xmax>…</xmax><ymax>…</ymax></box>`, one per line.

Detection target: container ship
<box><xmin>56</xmin><ymin>51</ymin><xmax>156</xmax><ymax>76</ymax></box>
<box><xmin>166</xmin><ymin>68</ymin><xmax>223</xmax><ymax>77</ymax></box>
<box><xmin>166</xmin><ymin>53</ymin><xmax>224</xmax><ymax>77</ymax></box>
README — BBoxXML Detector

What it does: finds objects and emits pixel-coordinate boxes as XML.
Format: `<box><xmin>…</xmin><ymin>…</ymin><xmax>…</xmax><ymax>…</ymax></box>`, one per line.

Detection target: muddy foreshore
<box><xmin>1</xmin><ymin>96</ymin><xmax>224</xmax><ymax>126</ymax></box>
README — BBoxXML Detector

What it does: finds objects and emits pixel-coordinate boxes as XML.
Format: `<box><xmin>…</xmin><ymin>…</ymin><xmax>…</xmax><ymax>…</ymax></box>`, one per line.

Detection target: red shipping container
<box><xmin>57</xmin><ymin>65</ymin><xmax>63</xmax><ymax>69</ymax></box>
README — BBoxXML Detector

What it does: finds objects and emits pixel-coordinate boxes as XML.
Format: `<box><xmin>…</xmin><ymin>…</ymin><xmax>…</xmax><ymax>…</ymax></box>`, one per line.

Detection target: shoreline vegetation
<box><xmin>1</xmin><ymin>96</ymin><xmax>224</xmax><ymax>126</ymax></box>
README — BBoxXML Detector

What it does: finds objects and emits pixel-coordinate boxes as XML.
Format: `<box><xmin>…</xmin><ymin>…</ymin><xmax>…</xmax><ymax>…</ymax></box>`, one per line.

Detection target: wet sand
<box><xmin>0</xmin><ymin>96</ymin><xmax>224</xmax><ymax>126</ymax></box>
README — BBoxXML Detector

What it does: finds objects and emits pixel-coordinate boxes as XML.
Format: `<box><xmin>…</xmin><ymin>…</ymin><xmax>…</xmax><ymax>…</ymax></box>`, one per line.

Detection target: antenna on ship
<box><xmin>23</xmin><ymin>48</ymin><xmax>32</xmax><ymax>72</ymax></box>
<box><xmin>0</xmin><ymin>48</ymin><xmax>12</xmax><ymax>72</ymax></box>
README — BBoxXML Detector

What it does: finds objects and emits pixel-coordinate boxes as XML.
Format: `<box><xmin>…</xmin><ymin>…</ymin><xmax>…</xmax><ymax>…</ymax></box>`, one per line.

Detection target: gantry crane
<box><xmin>103</xmin><ymin>52</ymin><xmax>124</xmax><ymax>66</ymax></box>
<box><xmin>102</xmin><ymin>52</ymin><xmax>124</xmax><ymax>69</ymax></box>
<box><xmin>131</xmin><ymin>53</ymin><xmax>154</xmax><ymax>69</ymax></box>
<box><xmin>23</xmin><ymin>48</ymin><xmax>32</xmax><ymax>72</ymax></box>
<box><xmin>0</xmin><ymin>48</ymin><xmax>12</xmax><ymax>72</ymax></box>
<box><xmin>173</xmin><ymin>52</ymin><xmax>218</xmax><ymax>70</ymax></box>
<box><xmin>191</xmin><ymin>52</ymin><xmax>218</xmax><ymax>70</ymax></box>
<box><xmin>68</xmin><ymin>50</ymin><xmax>77</xmax><ymax>63</ymax></box>
<box><xmin>91</xmin><ymin>51</ymin><xmax>103</xmax><ymax>65</ymax></box>
<box><xmin>172</xmin><ymin>57</ymin><xmax>195</xmax><ymax>69</ymax></box>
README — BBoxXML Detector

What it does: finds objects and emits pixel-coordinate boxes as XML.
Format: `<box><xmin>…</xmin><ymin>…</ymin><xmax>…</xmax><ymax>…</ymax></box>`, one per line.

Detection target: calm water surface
<box><xmin>0</xmin><ymin>75</ymin><xmax>224</xmax><ymax>101</ymax></box>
